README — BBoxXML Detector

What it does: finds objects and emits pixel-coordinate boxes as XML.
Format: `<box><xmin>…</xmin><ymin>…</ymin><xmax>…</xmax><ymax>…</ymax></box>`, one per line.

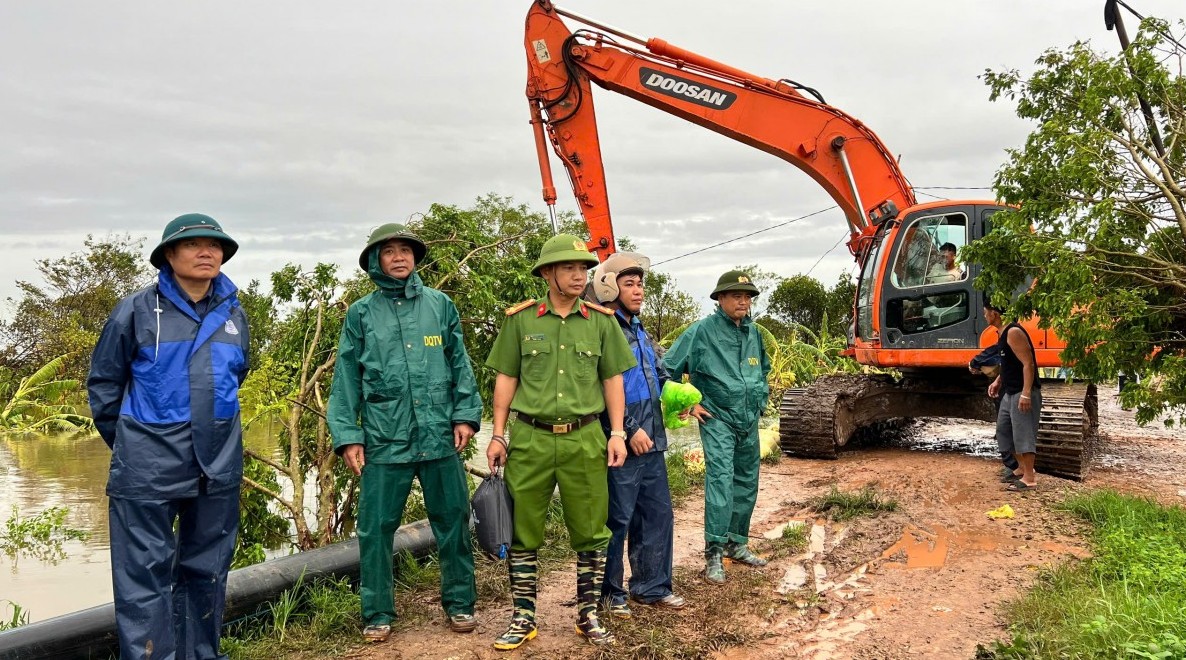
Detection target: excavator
<box><xmin>521</xmin><ymin>1</ymin><xmax>1097</xmax><ymax>479</ymax></box>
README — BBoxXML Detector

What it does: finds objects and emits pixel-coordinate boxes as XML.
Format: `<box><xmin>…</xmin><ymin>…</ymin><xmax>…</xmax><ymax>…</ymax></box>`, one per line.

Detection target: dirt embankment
<box><xmin>348</xmin><ymin>392</ymin><xmax>1183</xmax><ymax>660</ymax></box>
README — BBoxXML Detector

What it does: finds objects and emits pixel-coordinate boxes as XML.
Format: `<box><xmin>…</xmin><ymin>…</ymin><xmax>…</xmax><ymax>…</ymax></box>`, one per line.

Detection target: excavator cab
<box><xmin>864</xmin><ymin>203</ymin><xmax>1005</xmax><ymax>360</ymax></box>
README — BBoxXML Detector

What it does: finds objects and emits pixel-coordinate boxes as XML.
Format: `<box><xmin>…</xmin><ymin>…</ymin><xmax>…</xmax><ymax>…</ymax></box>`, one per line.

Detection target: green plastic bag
<box><xmin>661</xmin><ymin>381</ymin><xmax>702</xmax><ymax>429</ymax></box>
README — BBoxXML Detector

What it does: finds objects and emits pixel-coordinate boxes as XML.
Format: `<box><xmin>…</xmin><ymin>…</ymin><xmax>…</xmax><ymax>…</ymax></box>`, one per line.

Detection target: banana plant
<box><xmin>0</xmin><ymin>355</ymin><xmax>94</xmax><ymax>434</ymax></box>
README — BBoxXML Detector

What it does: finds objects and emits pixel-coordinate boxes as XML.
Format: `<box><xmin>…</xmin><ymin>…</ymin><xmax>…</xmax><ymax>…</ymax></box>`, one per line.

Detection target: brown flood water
<box><xmin>0</xmin><ymin>424</ymin><xmax>277</xmax><ymax>623</ymax></box>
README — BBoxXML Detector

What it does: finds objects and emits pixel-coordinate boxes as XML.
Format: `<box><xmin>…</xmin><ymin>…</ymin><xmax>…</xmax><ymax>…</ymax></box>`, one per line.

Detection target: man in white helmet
<box><xmin>590</xmin><ymin>252</ymin><xmax>686</xmax><ymax>618</ymax></box>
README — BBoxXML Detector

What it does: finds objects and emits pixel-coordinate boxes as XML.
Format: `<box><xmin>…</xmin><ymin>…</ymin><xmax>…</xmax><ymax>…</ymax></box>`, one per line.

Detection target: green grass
<box><xmin>979</xmin><ymin>490</ymin><xmax>1186</xmax><ymax>659</ymax></box>
<box><xmin>666</xmin><ymin>449</ymin><xmax>705</xmax><ymax>505</ymax></box>
<box><xmin>758</xmin><ymin>522</ymin><xmax>810</xmax><ymax>561</ymax></box>
<box><xmin>0</xmin><ymin>600</ymin><xmax>29</xmax><ymax>632</ymax></box>
<box><xmin>809</xmin><ymin>486</ymin><xmax>898</xmax><ymax>521</ymax></box>
<box><xmin>221</xmin><ymin>575</ymin><xmax>362</xmax><ymax>659</ymax></box>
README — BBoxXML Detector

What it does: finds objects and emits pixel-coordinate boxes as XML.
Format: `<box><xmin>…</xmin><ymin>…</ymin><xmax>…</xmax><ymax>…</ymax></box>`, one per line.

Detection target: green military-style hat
<box><xmin>359</xmin><ymin>223</ymin><xmax>427</xmax><ymax>271</ymax></box>
<box><xmin>531</xmin><ymin>233</ymin><xmax>599</xmax><ymax>277</ymax></box>
<box><xmin>149</xmin><ymin>213</ymin><xmax>239</xmax><ymax>269</ymax></box>
<box><xmin>709</xmin><ymin>269</ymin><xmax>761</xmax><ymax>300</ymax></box>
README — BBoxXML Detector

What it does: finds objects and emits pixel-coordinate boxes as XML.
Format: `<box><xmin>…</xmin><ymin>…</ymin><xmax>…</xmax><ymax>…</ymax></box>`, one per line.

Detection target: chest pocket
<box><xmin>574</xmin><ymin>342</ymin><xmax>601</xmax><ymax>382</ymax></box>
<box><xmin>520</xmin><ymin>341</ymin><xmax>552</xmax><ymax>379</ymax></box>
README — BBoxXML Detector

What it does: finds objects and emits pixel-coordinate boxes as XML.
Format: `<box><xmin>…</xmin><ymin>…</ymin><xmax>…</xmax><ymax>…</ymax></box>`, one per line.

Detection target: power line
<box><xmin>805</xmin><ymin>231</ymin><xmax>852</xmax><ymax>278</ymax></box>
<box><xmin>651</xmin><ymin>205</ymin><xmax>837</xmax><ymax>266</ymax></box>
<box><xmin>913</xmin><ymin>185</ymin><xmax>993</xmax><ymax>190</ymax></box>
<box><xmin>1116</xmin><ymin>0</ymin><xmax>1186</xmax><ymax>53</ymax></box>
<box><xmin>649</xmin><ymin>184</ymin><xmax>991</xmax><ymax>265</ymax></box>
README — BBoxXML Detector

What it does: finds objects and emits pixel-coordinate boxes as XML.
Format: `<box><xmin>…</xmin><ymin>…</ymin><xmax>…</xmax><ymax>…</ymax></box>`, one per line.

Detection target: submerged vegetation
<box><xmin>0</xmin><ymin>505</ymin><xmax>89</xmax><ymax>563</ymax></box>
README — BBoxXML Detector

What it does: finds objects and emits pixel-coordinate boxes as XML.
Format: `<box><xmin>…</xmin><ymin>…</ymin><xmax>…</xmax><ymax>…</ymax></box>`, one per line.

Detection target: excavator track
<box><xmin>779</xmin><ymin>374</ymin><xmax>1098</xmax><ymax>480</ymax></box>
<box><xmin>778</xmin><ymin>373</ymin><xmax>990</xmax><ymax>459</ymax></box>
<box><xmin>1034</xmin><ymin>382</ymin><xmax>1098</xmax><ymax>481</ymax></box>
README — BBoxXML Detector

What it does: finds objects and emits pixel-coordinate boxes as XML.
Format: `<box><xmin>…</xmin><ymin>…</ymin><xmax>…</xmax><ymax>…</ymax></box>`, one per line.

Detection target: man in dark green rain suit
<box><xmin>484</xmin><ymin>234</ymin><xmax>636</xmax><ymax>650</ymax></box>
<box><xmin>663</xmin><ymin>270</ymin><xmax>771</xmax><ymax>584</ymax></box>
<box><xmin>327</xmin><ymin>224</ymin><xmax>483</xmax><ymax>642</ymax></box>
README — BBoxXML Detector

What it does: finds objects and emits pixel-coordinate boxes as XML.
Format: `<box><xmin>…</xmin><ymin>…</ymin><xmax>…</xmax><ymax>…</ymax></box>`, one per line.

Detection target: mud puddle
<box><xmin>884</xmin><ymin>417</ymin><xmax>1000</xmax><ymax>457</ymax></box>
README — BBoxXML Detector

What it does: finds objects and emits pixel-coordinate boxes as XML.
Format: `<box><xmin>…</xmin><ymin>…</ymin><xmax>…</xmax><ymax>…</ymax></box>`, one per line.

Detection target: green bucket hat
<box><xmin>149</xmin><ymin>213</ymin><xmax>239</xmax><ymax>269</ymax></box>
<box><xmin>531</xmin><ymin>233</ymin><xmax>599</xmax><ymax>277</ymax></box>
<box><xmin>710</xmin><ymin>269</ymin><xmax>761</xmax><ymax>300</ymax></box>
<box><xmin>359</xmin><ymin>223</ymin><xmax>427</xmax><ymax>271</ymax></box>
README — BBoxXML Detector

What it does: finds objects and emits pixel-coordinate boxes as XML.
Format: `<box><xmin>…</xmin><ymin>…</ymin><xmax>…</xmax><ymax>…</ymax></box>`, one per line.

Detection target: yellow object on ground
<box><xmin>986</xmin><ymin>504</ymin><xmax>1015</xmax><ymax>519</ymax></box>
<box><xmin>758</xmin><ymin>427</ymin><xmax>780</xmax><ymax>459</ymax></box>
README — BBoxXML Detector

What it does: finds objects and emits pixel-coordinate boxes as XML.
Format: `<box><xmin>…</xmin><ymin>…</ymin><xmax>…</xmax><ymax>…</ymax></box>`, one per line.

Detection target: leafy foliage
<box><xmin>764</xmin><ymin>272</ymin><xmax>856</xmax><ymax>339</ymax></box>
<box><xmin>0</xmin><ymin>505</ymin><xmax>89</xmax><ymax>563</ymax></box>
<box><xmin>0</xmin><ymin>354</ymin><xmax>94</xmax><ymax>433</ymax></box>
<box><xmin>970</xmin><ymin>18</ymin><xmax>1186</xmax><ymax>425</ymax></box>
<box><xmin>641</xmin><ymin>269</ymin><xmax>700</xmax><ymax>346</ymax></box>
<box><xmin>0</xmin><ymin>234</ymin><xmax>152</xmax><ymax>382</ymax></box>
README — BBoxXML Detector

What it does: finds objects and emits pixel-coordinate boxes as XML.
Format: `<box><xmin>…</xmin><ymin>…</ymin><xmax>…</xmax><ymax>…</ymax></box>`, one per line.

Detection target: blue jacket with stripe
<box><xmin>600</xmin><ymin>309</ymin><xmax>670</xmax><ymax>454</ymax></box>
<box><xmin>87</xmin><ymin>268</ymin><xmax>250</xmax><ymax>499</ymax></box>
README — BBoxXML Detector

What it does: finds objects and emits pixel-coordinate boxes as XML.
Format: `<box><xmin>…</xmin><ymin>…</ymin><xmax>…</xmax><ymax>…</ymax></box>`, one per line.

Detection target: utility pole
<box><xmin>1104</xmin><ymin>0</ymin><xmax>1167</xmax><ymax>158</ymax></box>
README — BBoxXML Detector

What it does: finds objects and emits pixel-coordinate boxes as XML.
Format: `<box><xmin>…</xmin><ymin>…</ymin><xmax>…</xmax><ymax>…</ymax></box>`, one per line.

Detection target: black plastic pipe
<box><xmin>0</xmin><ymin>519</ymin><xmax>436</xmax><ymax>660</ymax></box>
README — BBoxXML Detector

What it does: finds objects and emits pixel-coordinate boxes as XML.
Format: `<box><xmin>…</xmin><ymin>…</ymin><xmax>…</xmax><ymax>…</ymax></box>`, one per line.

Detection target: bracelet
<box><xmin>1019</xmin><ymin>395</ymin><xmax>1031</xmax><ymax>400</ymax></box>
<box><xmin>491</xmin><ymin>435</ymin><xmax>508</xmax><ymax>449</ymax></box>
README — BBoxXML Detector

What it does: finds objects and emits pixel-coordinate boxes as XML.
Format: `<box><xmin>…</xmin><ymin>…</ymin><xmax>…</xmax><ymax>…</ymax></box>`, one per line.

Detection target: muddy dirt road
<box><xmin>347</xmin><ymin>393</ymin><xmax>1182</xmax><ymax>660</ymax></box>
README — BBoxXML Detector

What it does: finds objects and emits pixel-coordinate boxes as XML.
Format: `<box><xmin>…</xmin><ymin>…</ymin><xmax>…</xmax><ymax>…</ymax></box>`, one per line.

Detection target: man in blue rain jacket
<box><xmin>88</xmin><ymin>213</ymin><xmax>249</xmax><ymax>660</ymax></box>
<box><xmin>589</xmin><ymin>252</ymin><xmax>686</xmax><ymax>619</ymax></box>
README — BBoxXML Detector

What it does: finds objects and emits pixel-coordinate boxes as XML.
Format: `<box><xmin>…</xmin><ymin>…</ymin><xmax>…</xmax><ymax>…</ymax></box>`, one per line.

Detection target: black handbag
<box><xmin>471</xmin><ymin>469</ymin><xmax>513</xmax><ymax>560</ymax></box>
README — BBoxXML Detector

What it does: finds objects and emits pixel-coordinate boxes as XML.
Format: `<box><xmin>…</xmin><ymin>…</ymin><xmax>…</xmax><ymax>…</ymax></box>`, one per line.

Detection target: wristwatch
<box><xmin>609</xmin><ymin>430</ymin><xmax>628</xmax><ymax>439</ymax></box>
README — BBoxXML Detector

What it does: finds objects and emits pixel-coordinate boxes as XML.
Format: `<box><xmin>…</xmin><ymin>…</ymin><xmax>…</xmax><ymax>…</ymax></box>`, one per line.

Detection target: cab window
<box><xmin>890</xmin><ymin>213</ymin><xmax>968</xmax><ymax>289</ymax></box>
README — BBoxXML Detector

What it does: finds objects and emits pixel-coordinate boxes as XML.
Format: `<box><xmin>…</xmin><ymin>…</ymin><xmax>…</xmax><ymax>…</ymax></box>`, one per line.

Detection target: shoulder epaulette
<box><xmin>584</xmin><ymin>301</ymin><xmax>615</xmax><ymax>315</ymax></box>
<box><xmin>505</xmin><ymin>299</ymin><xmax>536</xmax><ymax>316</ymax></box>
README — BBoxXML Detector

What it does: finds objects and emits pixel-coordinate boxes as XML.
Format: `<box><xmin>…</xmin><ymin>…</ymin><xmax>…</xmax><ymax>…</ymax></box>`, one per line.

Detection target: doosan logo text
<box><xmin>639</xmin><ymin>68</ymin><xmax>736</xmax><ymax>109</ymax></box>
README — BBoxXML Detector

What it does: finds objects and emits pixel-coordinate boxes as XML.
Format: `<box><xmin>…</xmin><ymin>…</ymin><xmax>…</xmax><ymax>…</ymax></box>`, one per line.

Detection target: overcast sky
<box><xmin>1</xmin><ymin>0</ymin><xmax>1181</xmax><ymax>319</ymax></box>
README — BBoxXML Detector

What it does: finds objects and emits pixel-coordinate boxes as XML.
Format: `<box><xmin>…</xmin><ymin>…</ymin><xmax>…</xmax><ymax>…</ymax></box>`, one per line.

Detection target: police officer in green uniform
<box><xmin>327</xmin><ymin>224</ymin><xmax>483</xmax><ymax>642</ymax></box>
<box><xmin>484</xmin><ymin>234</ymin><xmax>636</xmax><ymax>650</ymax></box>
<box><xmin>663</xmin><ymin>270</ymin><xmax>771</xmax><ymax>584</ymax></box>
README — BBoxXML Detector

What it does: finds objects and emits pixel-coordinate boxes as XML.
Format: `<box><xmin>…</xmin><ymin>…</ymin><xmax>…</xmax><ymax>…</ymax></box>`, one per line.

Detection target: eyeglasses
<box><xmin>162</xmin><ymin>223</ymin><xmax>223</xmax><ymax>244</ymax></box>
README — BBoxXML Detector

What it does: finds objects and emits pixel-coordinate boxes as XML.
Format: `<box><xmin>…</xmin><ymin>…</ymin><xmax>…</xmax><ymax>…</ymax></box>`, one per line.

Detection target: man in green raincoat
<box><xmin>327</xmin><ymin>223</ymin><xmax>483</xmax><ymax>642</ymax></box>
<box><xmin>663</xmin><ymin>270</ymin><xmax>771</xmax><ymax>584</ymax></box>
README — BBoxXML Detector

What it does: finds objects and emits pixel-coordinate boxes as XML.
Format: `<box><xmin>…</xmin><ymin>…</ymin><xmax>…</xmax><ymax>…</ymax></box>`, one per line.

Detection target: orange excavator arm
<box><xmin>525</xmin><ymin>1</ymin><xmax>916</xmax><ymax>261</ymax></box>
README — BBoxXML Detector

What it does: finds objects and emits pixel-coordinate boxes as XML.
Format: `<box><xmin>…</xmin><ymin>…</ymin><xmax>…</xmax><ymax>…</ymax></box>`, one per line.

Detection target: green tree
<box><xmin>766</xmin><ymin>274</ymin><xmax>828</xmax><ymax>332</ymax></box>
<box><xmin>238</xmin><ymin>262</ymin><xmax>356</xmax><ymax>550</ymax></box>
<box><xmin>410</xmin><ymin>194</ymin><xmax>560</xmax><ymax>409</ymax></box>
<box><xmin>0</xmin><ymin>234</ymin><xmax>152</xmax><ymax>381</ymax></box>
<box><xmin>642</xmin><ymin>269</ymin><xmax>700</xmax><ymax>345</ymax></box>
<box><xmin>825</xmin><ymin>273</ymin><xmax>857</xmax><ymax>337</ymax></box>
<box><xmin>971</xmin><ymin>17</ymin><xmax>1185</xmax><ymax>425</ymax></box>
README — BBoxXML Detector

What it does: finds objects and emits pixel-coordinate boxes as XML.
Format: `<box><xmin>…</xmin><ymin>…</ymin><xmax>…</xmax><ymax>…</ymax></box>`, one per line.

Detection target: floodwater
<box><xmin>0</xmin><ymin>423</ymin><xmax>279</xmax><ymax>623</ymax></box>
<box><xmin>0</xmin><ymin>422</ymin><xmax>703</xmax><ymax>624</ymax></box>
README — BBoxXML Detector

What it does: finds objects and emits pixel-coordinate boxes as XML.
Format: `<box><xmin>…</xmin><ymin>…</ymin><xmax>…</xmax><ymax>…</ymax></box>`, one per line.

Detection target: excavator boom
<box><xmin>525</xmin><ymin>1</ymin><xmax>915</xmax><ymax>260</ymax></box>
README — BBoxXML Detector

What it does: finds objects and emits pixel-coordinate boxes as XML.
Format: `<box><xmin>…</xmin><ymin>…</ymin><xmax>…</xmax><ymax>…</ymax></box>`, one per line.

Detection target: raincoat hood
<box><xmin>367</xmin><ymin>247</ymin><xmax>423</xmax><ymax>299</ymax></box>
